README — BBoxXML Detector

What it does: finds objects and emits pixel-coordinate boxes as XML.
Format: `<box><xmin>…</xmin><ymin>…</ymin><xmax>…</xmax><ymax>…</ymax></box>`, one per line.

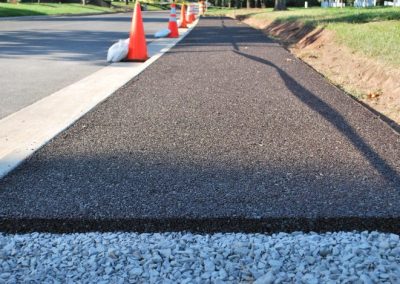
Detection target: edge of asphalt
<box><xmin>0</xmin><ymin>20</ymin><xmax>199</xmax><ymax>179</ymax></box>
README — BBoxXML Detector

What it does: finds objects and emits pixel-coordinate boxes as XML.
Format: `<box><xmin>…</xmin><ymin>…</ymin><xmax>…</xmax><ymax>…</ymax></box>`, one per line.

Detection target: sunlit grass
<box><xmin>207</xmin><ymin>6</ymin><xmax>400</xmax><ymax>67</ymax></box>
<box><xmin>0</xmin><ymin>3</ymin><xmax>121</xmax><ymax>17</ymax></box>
<box><xmin>329</xmin><ymin>20</ymin><xmax>400</xmax><ymax>67</ymax></box>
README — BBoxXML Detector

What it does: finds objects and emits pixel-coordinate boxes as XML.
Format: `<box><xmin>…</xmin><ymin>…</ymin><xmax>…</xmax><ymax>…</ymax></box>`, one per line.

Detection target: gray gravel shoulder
<box><xmin>1</xmin><ymin>231</ymin><xmax>399</xmax><ymax>283</ymax></box>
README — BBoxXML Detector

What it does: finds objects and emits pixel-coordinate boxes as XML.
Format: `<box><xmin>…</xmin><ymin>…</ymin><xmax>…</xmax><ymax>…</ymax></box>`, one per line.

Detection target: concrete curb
<box><xmin>0</xmin><ymin>19</ymin><xmax>199</xmax><ymax>179</ymax></box>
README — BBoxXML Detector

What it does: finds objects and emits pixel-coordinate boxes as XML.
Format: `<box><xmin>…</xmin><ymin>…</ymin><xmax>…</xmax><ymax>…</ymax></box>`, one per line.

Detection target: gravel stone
<box><xmin>254</xmin><ymin>271</ymin><xmax>275</xmax><ymax>284</ymax></box>
<box><xmin>0</xmin><ymin>231</ymin><xmax>399</xmax><ymax>282</ymax></box>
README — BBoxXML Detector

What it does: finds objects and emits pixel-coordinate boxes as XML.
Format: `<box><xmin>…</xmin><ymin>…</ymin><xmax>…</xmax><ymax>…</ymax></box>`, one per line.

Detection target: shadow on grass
<box><xmin>0</xmin><ymin>4</ymin><xmax>116</xmax><ymax>18</ymax></box>
<box><xmin>0</xmin><ymin>6</ymin><xmax>46</xmax><ymax>17</ymax></box>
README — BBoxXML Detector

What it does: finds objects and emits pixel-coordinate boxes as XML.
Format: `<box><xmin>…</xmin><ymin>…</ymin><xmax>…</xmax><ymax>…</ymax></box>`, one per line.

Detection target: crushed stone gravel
<box><xmin>0</xmin><ymin>231</ymin><xmax>399</xmax><ymax>283</ymax></box>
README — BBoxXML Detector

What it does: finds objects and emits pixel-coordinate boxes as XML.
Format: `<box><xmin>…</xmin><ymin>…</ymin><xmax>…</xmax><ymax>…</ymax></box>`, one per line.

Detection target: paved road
<box><xmin>0</xmin><ymin>11</ymin><xmax>169</xmax><ymax>119</ymax></box>
<box><xmin>0</xmin><ymin>17</ymin><xmax>399</xmax><ymax>233</ymax></box>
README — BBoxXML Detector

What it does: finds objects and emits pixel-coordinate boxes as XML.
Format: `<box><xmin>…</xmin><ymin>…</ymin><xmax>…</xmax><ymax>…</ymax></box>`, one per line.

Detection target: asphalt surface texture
<box><xmin>0</xmin><ymin>17</ymin><xmax>399</xmax><ymax>233</ymax></box>
<box><xmin>0</xmin><ymin>11</ymin><xmax>169</xmax><ymax>119</ymax></box>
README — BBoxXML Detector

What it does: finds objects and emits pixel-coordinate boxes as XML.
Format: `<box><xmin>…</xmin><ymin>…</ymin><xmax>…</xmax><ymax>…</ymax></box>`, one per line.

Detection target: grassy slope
<box><xmin>0</xmin><ymin>3</ymin><xmax>120</xmax><ymax>17</ymax></box>
<box><xmin>207</xmin><ymin>7</ymin><xmax>400</xmax><ymax>67</ymax></box>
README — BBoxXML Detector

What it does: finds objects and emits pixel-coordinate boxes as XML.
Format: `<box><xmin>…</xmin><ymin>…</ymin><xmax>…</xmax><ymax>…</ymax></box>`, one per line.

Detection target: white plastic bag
<box><xmin>107</xmin><ymin>38</ymin><xmax>129</xmax><ymax>63</ymax></box>
<box><xmin>154</xmin><ymin>29</ymin><xmax>171</xmax><ymax>38</ymax></box>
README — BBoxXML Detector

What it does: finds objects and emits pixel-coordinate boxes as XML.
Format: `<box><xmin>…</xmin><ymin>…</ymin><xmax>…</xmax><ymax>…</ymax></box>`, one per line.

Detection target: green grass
<box><xmin>207</xmin><ymin>7</ymin><xmax>400</xmax><ymax>67</ymax></box>
<box><xmin>0</xmin><ymin>3</ymin><xmax>120</xmax><ymax>17</ymax></box>
<box><xmin>0</xmin><ymin>1</ymin><xmax>168</xmax><ymax>17</ymax></box>
<box><xmin>329</xmin><ymin>20</ymin><xmax>400</xmax><ymax>67</ymax></box>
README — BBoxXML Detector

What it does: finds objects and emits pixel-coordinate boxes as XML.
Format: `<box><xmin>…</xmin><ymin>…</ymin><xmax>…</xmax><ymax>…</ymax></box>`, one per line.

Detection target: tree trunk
<box><xmin>274</xmin><ymin>0</ymin><xmax>286</xmax><ymax>10</ymax></box>
<box><xmin>246</xmin><ymin>0</ymin><xmax>251</xmax><ymax>8</ymax></box>
<box><xmin>261</xmin><ymin>0</ymin><xmax>266</xmax><ymax>8</ymax></box>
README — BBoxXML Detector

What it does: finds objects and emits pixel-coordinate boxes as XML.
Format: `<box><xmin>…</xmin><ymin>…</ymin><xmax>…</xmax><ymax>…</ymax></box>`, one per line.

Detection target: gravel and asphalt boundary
<box><xmin>0</xmin><ymin>17</ymin><xmax>399</xmax><ymax>233</ymax></box>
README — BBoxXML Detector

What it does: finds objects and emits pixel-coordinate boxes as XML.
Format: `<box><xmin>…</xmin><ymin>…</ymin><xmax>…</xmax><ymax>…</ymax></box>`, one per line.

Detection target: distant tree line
<box><xmin>210</xmin><ymin>0</ymin><xmax>389</xmax><ymax>8</ymax></box>
<box><xmin>210</xmin><ymin>0</ymin><xmax>320</xmax><ymax>8</ymax></box>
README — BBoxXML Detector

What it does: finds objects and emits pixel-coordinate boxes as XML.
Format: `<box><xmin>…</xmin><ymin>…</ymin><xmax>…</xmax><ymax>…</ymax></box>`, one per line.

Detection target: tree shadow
<box><xmin>232</xmin><ymin>48</ymin><xmax>400</xmax><ymax>187</ymax></box>
<box><xmin>0</xmin><ymin>153</ymin><xmax>399</xmax><ymax>233</ymax></box>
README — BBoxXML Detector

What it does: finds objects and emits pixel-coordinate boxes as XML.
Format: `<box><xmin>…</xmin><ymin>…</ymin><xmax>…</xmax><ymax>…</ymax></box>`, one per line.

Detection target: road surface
<box><xmin>0</xmin><ymin>11</ymin><xmax>169</xmax><ymax>119</ymax></box>
<box><xmin>0</xmin><ymin>17</ymin><xmax>399</xmax><ymax>233</ymax></box>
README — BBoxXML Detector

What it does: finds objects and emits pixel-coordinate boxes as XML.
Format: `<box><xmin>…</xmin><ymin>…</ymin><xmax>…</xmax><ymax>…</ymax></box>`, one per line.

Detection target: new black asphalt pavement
<box><xmin>1</xmin><ymin>17</ymin><xmax>400</xmax><ymax>233</ymax></box>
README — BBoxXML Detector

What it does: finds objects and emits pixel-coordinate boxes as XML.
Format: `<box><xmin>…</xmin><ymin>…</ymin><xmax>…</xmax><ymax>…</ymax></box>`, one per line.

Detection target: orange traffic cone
<box><xmin>189</xmin><ymin>4</ymin><xmax>196</xmax><ymax>23</ymax></box>
<box><xmin>126</xmin><ymin>1</ymin><xmax>148</xmax><ymax>62</ymax></box>
<box><xmin>179</xmin><ymin>4</ymin><xmax>188</xmax><ymax>28</ymax></box>
<box><xmin>168</xmin><ymin>3</ymin><xmax>179</xmax><ymax>38</ymax></box>
<box><xmin>186</xmin><ymin>4</ymin><xmax>193</xmax><ymax>24</ymax></box>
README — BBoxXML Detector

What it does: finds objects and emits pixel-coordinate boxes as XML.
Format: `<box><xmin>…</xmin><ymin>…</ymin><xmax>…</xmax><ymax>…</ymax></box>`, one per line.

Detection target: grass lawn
<box><xmin>0</xmin><ymin>3</ymin><xmax>125</xmax><ymax>17</ymax></box>
<box><xmin>207</xmin><ymin>7</ymin><xmax>400</xmax><ymax>67</ymax></box>
<box><xmin>0</xmin><ymin>1</ymin><xmax>169</xmax><ymax>17</ymax></box>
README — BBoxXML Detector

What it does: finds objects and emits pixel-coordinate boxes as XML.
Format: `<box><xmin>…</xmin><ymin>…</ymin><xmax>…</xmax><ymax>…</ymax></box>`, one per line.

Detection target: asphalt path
<box><xmin>0</xmin><ymin>11</ymin><xmax>169</xmax><ymax>119</ymax></box>
<box><xmin>0</xmin><ymin>17</ymin><xmax>399</xmax><ymax>233</ymax></box>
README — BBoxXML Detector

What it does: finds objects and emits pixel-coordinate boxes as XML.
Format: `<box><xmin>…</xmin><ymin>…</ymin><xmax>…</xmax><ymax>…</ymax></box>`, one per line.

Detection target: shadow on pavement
<box><xmin>0</xmin><ymin>153</ymin><xmax>399</xmax><ymax>233</ymax></box>
<box><xmin>232</xmin><ymin>49</ymin><xmax>400</xmax><ymax>188</ymax></box>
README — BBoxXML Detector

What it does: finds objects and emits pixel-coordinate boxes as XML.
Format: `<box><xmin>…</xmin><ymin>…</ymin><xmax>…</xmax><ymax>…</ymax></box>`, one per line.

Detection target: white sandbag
<box><xmin>107</xmin><ymin>38</ymin><xmax>129</xmax><ymax>63</ymax></box>
<box><xmin>154</xmin><ymin>29</ymin><xmax>171</xmax><ymax>38</ymax></box>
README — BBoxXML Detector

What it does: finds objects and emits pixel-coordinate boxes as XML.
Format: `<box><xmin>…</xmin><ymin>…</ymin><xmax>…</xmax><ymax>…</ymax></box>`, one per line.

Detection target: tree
<box><xmin>274</xmin><ymin>0</ymin><xmax>286</xmax><ymax>10</ymax></box>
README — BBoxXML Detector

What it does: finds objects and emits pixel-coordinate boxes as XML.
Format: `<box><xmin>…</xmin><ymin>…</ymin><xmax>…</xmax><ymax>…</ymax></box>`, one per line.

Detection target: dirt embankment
<box><xmin>231</xmin><ymin>14</ymin><xmax>400</xmax><ymax>127</ymax></box>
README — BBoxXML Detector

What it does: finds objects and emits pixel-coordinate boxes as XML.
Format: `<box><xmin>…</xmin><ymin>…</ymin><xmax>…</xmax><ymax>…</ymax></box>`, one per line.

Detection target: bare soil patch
<box><xmin>231</xmin><ymin>14</ymin><xmax>400</xmax><ymax>127</ymax></box>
